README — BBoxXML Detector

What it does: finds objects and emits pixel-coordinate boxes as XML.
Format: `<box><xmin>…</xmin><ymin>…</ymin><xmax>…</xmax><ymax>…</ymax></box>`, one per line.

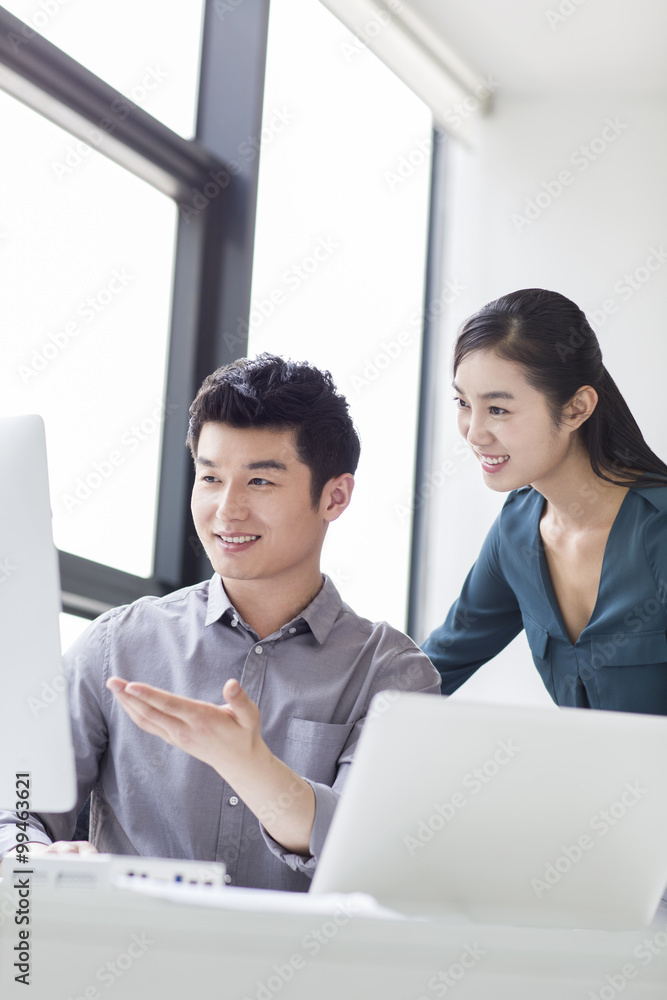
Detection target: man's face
<box><xmin>191</xmin><ymin>422</ymin><xmax>333</xmax><ymax>590</ymax></box>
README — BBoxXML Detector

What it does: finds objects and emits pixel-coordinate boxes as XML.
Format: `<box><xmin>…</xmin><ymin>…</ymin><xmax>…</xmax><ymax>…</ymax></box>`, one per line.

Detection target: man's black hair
<box><xmin>186</xmin><ymin>353</ymin><xmax>360</xmax><ymax>507</ymax></box>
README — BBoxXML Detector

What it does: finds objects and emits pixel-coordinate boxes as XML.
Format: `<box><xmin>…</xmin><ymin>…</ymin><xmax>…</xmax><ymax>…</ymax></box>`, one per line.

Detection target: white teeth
<box><xmin>483</xmin><ymin>455</ymin><xmax>509</xmax><ymax>466</ymax></box>
<box><xmin>220</xmin><ymin>535</ymin><xmax>258</xmax><ymax>544</ymax></box>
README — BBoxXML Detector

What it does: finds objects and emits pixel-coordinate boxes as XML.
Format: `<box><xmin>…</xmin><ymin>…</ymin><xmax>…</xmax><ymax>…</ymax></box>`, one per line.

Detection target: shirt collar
<box><xmin>632</xmin><ymin>482</ymin><xmax>667</xmax><ymax>512</ymax></box>
<box><xmin>204</xmin><ymin>572</ymin><xmax>342</xmax><ymax>643</ymax></box>
<box><xmin>297</xmin><ymin>574</ymin><xmax>343</xmax><ymax>644</ymax></box>
<box><xmin>205</xmin><ymin>573</ymin><xmax>234</xmax><ymax>627</ymax></box>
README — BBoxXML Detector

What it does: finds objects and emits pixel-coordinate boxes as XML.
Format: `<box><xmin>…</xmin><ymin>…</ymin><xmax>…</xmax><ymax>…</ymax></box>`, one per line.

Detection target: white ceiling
<box><xmin>407</xmin><ymin>0</ymin><xmax>667</xmax><ymax>98</ymax></box>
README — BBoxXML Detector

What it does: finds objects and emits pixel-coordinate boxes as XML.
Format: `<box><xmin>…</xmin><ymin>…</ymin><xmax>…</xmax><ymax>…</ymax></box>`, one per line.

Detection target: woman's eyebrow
<box><xmin>452</xmin><ymin>382</ymin><xmax>514</xmax><ymax>401</ymax></box>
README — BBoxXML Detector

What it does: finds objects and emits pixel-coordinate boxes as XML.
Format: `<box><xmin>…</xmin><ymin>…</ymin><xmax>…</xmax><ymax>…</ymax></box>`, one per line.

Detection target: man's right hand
<box><xmin>0</xmin><ymin>840</ymin><xmax>98</xmax><ymax>877</ymax></box>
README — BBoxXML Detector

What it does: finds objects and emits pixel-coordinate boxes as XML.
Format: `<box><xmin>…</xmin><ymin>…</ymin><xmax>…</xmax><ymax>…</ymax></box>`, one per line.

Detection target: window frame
<box><xmin>0</xmin><ymin>1</ymin><xmax>442</xmax><ymax>635</ymax></box>
<box><xmin>0</xmin><ymin>1</ymin><xmax>271</xmax><ymax>618</ymax></box>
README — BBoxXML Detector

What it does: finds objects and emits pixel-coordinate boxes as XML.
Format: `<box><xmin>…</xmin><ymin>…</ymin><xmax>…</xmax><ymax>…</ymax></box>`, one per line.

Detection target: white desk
<box><xmin>2</xmin><ymin>878</ymin><xmax>667</xmax><ymax>1000</ymax></box>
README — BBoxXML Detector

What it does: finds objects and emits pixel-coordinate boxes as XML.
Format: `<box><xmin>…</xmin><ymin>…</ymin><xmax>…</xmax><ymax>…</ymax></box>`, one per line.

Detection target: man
<box><xmin>0</xmin><ymin>354</ymin><xmax>440</xmax><ymax>890</ymax></box>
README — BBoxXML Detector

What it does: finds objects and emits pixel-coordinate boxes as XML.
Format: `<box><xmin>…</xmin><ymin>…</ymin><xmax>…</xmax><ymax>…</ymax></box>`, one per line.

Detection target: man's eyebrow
<box><xmin>452</xmin><ymin>381</ymin><xmax>515</xmax><ymax>401</ymax></box>
<box><xmin>195</xmin><ymin>457</ymin><xmax>288</xmax><ymax>471</ymax></box>
<box><xmin>244</xmin><ymin>460</ymin><xmax>287</xmax><ymax>472</ymax></box>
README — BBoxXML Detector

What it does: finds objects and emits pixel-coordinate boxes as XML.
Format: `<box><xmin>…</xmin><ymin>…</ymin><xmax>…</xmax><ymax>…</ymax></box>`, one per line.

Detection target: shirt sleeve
<box><xmin>259</xmin><ymin>642</ymin><xmax>441</xmax><ymax>876</ymax></box>
<box><xmin>0</xmin><ymin>617</ymin><xmax>110</xmax><ymax>859</ymax></box>
<box><xmin>421</xmin><ymin>511</ymin><xmax>524</xmax><ymax>694</ymax></box>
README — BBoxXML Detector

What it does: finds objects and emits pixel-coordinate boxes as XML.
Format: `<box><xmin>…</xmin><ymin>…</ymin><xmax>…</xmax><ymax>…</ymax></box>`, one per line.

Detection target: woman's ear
<box><xmin>565</xmin><ymin>385</ymin><xmax>598</xmax><ymax>431</ymax></box>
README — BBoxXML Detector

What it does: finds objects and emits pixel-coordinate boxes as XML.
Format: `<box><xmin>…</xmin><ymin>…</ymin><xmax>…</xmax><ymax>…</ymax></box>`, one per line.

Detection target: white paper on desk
<box><xmin>110</xmin><ymin>876</ymin><xmax>402</xmax><ymax>920</ymax></box>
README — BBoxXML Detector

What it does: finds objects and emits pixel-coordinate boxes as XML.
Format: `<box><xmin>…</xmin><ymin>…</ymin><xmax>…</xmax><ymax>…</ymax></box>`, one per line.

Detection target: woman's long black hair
<box><xmin>453</xmin><ymin>288</ymin><xmax>667</xmax><ymax>487</ymax></box>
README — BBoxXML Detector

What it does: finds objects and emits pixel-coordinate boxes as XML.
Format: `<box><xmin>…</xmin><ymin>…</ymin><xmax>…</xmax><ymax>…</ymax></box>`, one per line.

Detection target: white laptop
<box><xmin>0</xmin><ymin>415</ymin><xmax>76</xmax><ymax>812</ymax></box>
<box><xmin>310</xmin><ymin>693</ymin><xmax>667</xmax><ymax>930</ymax></box>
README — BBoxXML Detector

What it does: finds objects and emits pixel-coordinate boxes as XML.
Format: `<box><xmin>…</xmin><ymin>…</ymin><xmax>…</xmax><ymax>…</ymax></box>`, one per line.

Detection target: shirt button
<box><xmin>230</xmin><ymin>619</ymin><xmax>238</xmax><ymax>628</ymax></box>
<box><xmin>255</xmin><ymin>645</ymin><xmax>262</xmax><ymax>654</ymax></box>
<box><xmin>289</xmin><ymin>627</ymin><xmax>296</xmax><ymax>634</ymax></box>
<box><xmin>229</xmin><ymin>796</ymin><xmax>239</xmax><ymax>806</ymax></box>
<box><xmin>224</xmin><ymin>874</ymin><xmax>232</xmax><ymax>884</ymax></box>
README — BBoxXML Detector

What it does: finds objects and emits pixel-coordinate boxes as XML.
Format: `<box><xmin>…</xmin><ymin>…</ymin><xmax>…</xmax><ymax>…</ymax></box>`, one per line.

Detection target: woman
<box><xmin>422</xmin><ymin>287</ymin><xmax>667</xmax><ymax>714</ymax></box>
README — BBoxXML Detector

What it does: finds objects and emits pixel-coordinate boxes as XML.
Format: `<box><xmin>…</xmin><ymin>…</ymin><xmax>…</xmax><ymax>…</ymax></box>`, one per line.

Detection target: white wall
<box><xmin>421</xmin><ymin>95</ymin><xmax>667</xmax><ymax>705</ymax></box>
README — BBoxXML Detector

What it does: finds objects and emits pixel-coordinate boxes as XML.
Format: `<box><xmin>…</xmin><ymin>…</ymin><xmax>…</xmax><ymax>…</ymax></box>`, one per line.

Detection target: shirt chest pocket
<box><xmin>283</xmin><ymin>718</ymin><xmax>356</xmax><ymax>786</ymax></box>
<box><xmin>586</xmin><ymin>629</ymin><xmax>667</xmax><ymax>668</ymax></box>
<box><xmin>522</xmin><ymin>614</ymin><xmax>550</xmax><ymax>661</ymax></box>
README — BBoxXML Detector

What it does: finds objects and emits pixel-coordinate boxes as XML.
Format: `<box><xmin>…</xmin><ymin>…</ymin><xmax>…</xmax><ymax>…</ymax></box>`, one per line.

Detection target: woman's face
<box><xmin>453</xmin><ymin>348</ymin><xmax>578</xmax><ymax>493</ymax></box>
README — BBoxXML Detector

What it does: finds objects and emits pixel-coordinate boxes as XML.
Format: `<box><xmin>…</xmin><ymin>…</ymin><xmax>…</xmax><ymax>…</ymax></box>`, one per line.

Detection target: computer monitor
<box><xmin>0</xmin><ymin>415</ymin><xmax>76</xmax><ymax>812</ymax></box>
<box><xmin>311</xmin><ymin>693</ymin><xmax>667</xmax><ymax>930</ymax></box>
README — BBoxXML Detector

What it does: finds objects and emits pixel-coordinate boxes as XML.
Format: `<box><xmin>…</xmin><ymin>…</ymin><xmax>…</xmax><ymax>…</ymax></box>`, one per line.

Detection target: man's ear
<box><xmin>321</xmin><ymin>474</ymin><xmax>355</xmax><ymax>523</ymax></box>
<box><xmin>565</xmin><ymin>385</ymin><xmax>598</xmax><ymax>431</ymax></box>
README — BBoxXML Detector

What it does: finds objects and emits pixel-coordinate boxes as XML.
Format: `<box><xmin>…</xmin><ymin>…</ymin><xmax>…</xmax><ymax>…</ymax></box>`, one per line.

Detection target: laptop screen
<box><xmin>311</xmin><ymin>692</ymin><xmax>667</xmax><ymax>930</ymax></box>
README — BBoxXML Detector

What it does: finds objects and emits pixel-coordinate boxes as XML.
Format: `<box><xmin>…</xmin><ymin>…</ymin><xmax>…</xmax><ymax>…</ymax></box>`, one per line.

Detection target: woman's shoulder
<box><xmin>630</xmin><ymin>481</ymin><xmax>667</xmax><ymax>515</ymax></box>
<box><xmin>481</xmin><ymin>487</ymin><xmax>542</xmax><ymax>553</ymax></box>
<box><xmin>499</xmin><ymin>485</ymin><xmax>543</xmax><ymax>520</ymax></box>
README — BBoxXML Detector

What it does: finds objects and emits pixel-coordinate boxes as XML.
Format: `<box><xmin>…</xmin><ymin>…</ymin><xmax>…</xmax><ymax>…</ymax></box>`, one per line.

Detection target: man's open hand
<box><xmin>106</xmin><ymin>677</ymin><xmax>267</xmax><ymax>777</ymax></box>
<box><xmin>106</xmin><ymin>676</ymin><xmax>315</xmax><ymax>855</ymax></box>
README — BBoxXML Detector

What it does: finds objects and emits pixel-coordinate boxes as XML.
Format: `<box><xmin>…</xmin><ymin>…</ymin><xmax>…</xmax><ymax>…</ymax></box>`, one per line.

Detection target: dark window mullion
<box><xmin>407</xmin><ymin>129</ymin><xmax>449</xmax><ymax>641</ymax></box>
<box><xmin>58</xmin><ymin>551</ymin><xmax>170</xmax><ymax>620</ymax></box>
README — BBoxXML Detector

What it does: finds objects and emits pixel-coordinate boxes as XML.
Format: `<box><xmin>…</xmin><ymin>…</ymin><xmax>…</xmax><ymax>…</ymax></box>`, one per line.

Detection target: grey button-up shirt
<box><xmin>0</xmin><ymin>575</ymin><xmax>440</xmax><ymax>891</ymax></box>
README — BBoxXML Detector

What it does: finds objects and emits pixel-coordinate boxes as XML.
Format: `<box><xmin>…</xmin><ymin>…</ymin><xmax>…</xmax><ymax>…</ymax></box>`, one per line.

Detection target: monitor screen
<box><xmin>0</xmin><ymin>415</ymin><xmax>76</xmax><ymax>812</ymax></box>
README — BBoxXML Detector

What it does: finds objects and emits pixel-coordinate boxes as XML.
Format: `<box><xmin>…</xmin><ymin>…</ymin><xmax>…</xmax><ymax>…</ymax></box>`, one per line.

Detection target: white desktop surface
<box><xmin>2</xmin><ymin>878</ymin><xmax>667</xmax><ymax>999</ymax></box>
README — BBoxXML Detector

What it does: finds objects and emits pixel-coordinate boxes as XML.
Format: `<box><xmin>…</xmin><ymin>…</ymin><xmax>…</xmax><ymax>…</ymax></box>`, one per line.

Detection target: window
<box><xmin>1</xmin><ymin>0</ymin><xmax>205</xmax><ymax>137</ymax></box>
<box><xmin>250</xmin><ymin>0</ymin><xmax>432</xmax><ymax>628</ymax></box>
<box><xmin>0</xmin><ymin>2</ymin><xmax>438</xmax><ymax>631</ymax></box>
<box><xmin>0</xmin><ymin>91</ymin><xmax>176</xmax><ymax>577</ymax></box>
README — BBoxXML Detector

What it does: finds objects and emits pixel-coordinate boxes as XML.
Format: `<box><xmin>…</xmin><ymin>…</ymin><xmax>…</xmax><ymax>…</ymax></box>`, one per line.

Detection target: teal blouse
<box><xmin>422</xmin><ymin>484</ymin><xmax>667</xmax><ymax>714</ymax></box>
